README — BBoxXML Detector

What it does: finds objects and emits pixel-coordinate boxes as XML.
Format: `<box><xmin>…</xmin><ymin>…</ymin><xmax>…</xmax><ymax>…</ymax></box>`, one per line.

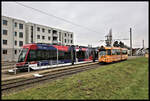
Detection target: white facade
<box><xmin>1</xmin><ymin>16</ymin><xmax>26</xmax><ymax>61</ymax></box>
<box><xmin>26</xmin><ymin>22</ymin><xmax>74</xmax><ymax>45</ymax></box>
<box><xmin>1</xmin><ymin>16</ymin><xmax>74</xmax><ymax>62</ymax></box>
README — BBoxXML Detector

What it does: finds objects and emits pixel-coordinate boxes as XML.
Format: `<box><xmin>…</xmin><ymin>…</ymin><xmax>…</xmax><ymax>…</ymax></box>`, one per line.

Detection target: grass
<box><xmin>2</xmin><ymin>57</ymin><xmax>149</xmax><ymax>100</ymax></box>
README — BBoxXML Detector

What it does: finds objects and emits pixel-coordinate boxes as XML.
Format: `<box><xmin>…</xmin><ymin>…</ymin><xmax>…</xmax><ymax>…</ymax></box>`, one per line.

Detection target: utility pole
<box><xmin>143</xmin><ymin>40</ymin><xmax>144</xmax><ymax>49</ymax></box>
<box><xmin>130</xmin><ymin>28</ymin><xmax>132</xmax><ymax>56</ymax></box>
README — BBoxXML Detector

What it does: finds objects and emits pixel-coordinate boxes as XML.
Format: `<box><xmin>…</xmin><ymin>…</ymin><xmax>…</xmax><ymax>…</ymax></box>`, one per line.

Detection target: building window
<box><xmin>3</xmin><ymin>40</ymin><xmax>7</xmax><ymax>45</ymax></box>
<box><xmin>71</xmin><ymin>40</ymin><xmax>73</xmax><ymax>43</ymax></box>
<box><xmin>15</xmin><ymin>22</ymin><xmax>17</xmax><ymax>27</ymax></box>
<box><xmin>65</xmin><ymin>33</ymin><xmax>66</xmax><ymax>37</ymax></box>
<box><xmin>48</xmin><ymin>30</ymin><xmax>51</xmax><ymax>33</ymax></box>
<box><xmin>42</xmin><ymin>28</ymin><xmax>45</xmax><ymax>32</ymax></box>
<box><xmin>3</xmin><ymin>50</ymin><xmax>7</xmax><ymax>54</ymax></box>
<box><xmin>3</xmin><ymin>20</ymin><xmax>8</xmax><ymax>25</ymax></box>
<box><xmin>48</xmin><ymin>37</ymin><xmax>51</xmax><ymax>40</ymax></box>
<box><xmin>37</xmin><ymin>35</ymin><xmax>40</xmax><ymax>39</ymax></box>
<box><xmin>53</xmin><ymin>37</ymin><xmax>57</xmax><ymax>41</ymax></box>
<box><xmin>19</xmin><ymin>41</ymin><xmax>23</xmax><ymax>47</ymax></box>
<box><xmin>42</xmin><ymin>36</ymin><xmax>45</xmax><ymax>39</ymax></box>
<box><xmin>59</xmin><ymin>32</ymin><xmax>61</xmax><ymax>41</ymax></box>
<box><xmin>71</xmin><ymin>34</ymin><xmax>73</xmax><ymax>38</ymax></box>
<box><xmin>14</xmin><ymin>50</ymin><xmax>17</xmax><ymax>54</ymax></box>
<box><xmin>3</xmin><ymin>30</ymin><xmax>7</xmax><ymax>35</ymax></box>
<box><xmin>19</xmin><ymin>32</ymin><xmax>23</xmax><ymax>38</ymax></box>
<box><xmin>31</xmin><ymin>26</ymin><xmax>33</xmax><ymax>43</ymax></box>
<box><xmin>37</xmin><ymin>27</ymin><xmax>40</xmax><ymax>31</ymax></box>
<box><xmin>14</xmin><ymin>32</ymin><xmax>17</xmax><ymax>36</ymax></box>
<box><xmin>19</xmin><ymin>23</ymin><xmax>23</xmax><ymax>29</ymax></box>
<box><xmin>65</xmin><ymin>39</ymin><xmax>66</xmax><ymax>43</ymax></box>
<box><xmin>53</xmin><ymin>30</ymin><xmax>57</xmax><ymax>34</ymax></box>
<box><xmin>15</xmin><ymin>40</ymin><xmax>17</xmax><ymax>46</ymax></box>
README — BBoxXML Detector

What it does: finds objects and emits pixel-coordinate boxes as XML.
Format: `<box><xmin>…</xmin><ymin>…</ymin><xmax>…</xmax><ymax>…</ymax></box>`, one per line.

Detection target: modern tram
<box><xmin>16</xmin><ymin>43</ymin><xmax>98</xmax><ymax>70</ymax></box>
<box><xmin>98</xmin><ymin>46</ymin><xmax>128</xmax><ymax>63</ymax></box>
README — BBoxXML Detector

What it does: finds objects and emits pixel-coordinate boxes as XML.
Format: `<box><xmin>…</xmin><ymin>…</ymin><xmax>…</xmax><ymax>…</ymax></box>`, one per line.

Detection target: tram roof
<box><xmin>99</xmin><ymin>46</ymin><xmax>127</xmax><ymax>50</ymax></box>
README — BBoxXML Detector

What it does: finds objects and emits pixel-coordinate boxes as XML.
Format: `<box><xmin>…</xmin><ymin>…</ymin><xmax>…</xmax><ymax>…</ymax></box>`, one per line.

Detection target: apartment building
<box><xmin>26</xmin><ymin>22</ymin><xmax>74</xmax><ymax>45</ymax></box>
<box><xmin>1</xmin><ymin>16</ymin><xmax>26</xmax><ymax>61</ymax></box>
<box><xmin>1</xmin><ymin>16</ymin><xmax>74</xmax><ymax>62</ymax></box>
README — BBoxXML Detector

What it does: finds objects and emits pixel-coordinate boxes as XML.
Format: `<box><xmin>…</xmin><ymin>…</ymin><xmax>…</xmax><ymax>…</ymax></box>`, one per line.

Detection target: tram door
<box><xmin>71</xmin><ymin>45</ymin><xmax>75</xmax><ymax>65</ymax></box>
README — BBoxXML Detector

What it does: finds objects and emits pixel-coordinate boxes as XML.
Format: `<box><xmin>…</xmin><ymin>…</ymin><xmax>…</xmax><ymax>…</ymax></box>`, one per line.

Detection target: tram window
<box><xmin>116</xmin><ymin>50</ymin><xmax>118</xmax><ymax>55</ymax></box>
<box><xmin>77</xmin><ymin>51</ymin><xmax>80</xmax><ymax>59</ymax></box>
<box><xmin>37</xmin><ymin>50</ymin><xmax>43</xmax><ymax>61</ymax></box>
<box><xmin>48</xmin><ymin>50</ymin><xmax>51</xmax><ymax>59</ymax></box>
<box><xmin>118</xmin><ymin>50</ymin><xmax>120</xmax><ymax>55</ymax></box>
<box><xmin>51</xmin><ymin>50</ymin><xmax>54</xmax><ymax>59</ymax></box>
<box><xmin>43</xmin><ymin>50</ymin><xmax>46</xmax><ymax>60</ymax></box>
<box><xmin>116</xmin><ymin>49</ymin><xmax>119</xmax><ymax>55</ymax></box>
<box><xmin>122</xmin><ymin>50</ymin><xmax>127</xmax><ymax>54</ymax></box>
<box><xmin>122</xmin><ymin>50</ymin><xmax>124</xmax><ymax>54</ymax></box>
<box><xmin>85</xmin><ymin>51</ymin><xmax>89</xmax><ymax>59</ymax></box>
<box><xmin>68</xmin><ymin>52</ymin><xmax>71</xmax><ymax>59</ymax></box>
<box><xmin>58</xmin><ymin>51</ymin><xmax>61</xmax><ymax>60</ymax></box>
<box><xmin>51</xmin><ymin>50</ymin><xmax>57</xmax><ymax>60</ymax></box>
<box><xmin>18</xmin><ymin>48</ymin><xmax>28</xmax><ymax>62</ymax></box>
<box><xmin>47</xmin><ymin>51</ymin><xmax>49</xmax><ymax>59</ymax></box>
<box><xmin>99</xmin><ymin>50</ymin><xmax>106</xmax><ymax>56</ymax></box>
<box><xmin>45</xmin><ymin>50</ymin><xmax>49</xmax><ymax>60</ymax></box>
<box><xmin>83</xmin><ymin>51</ymin><xmax>86</xmax><ymax>59</ymax></box>
<box><xmin>49</xmin><ymin>50</ymin><xmax>52</xmax><ymax>59</ymax></box>
<box><xmin>107</xmin><ymin>49</ymin><xmax>111</xmax><ymax>55</ymax></box>
<box><xmin>58</xmin><ymin>51</ymin><xmax>64</xmax><ymax>60</ymax></box>
<box><xmin>77</xmin><ymin>51</ymin><xmax>85</xmax><ymax>59</ymax></box>
<box><xmin>37</xmin><ymin>50</ymin><xmax>40</xmax><ymax>61</ymax></box>
<box><xmin>116</xmin><ymin>49</ymin><xmax>120</xmax><ymax>55</ymax></box>
<box><xmin>64</xmin><ymin>51</ymin><xmax>71</xmax><ymax>60</ymax></box>
<box><xmin>44</xmin><ymin>50</ymin><xmax>49</xmax><ymax>60</ymax></box>
<box><xmin>27</xmin><ymin>50</ymin><xmax>36</xmax><ymax>62</ymax></box>
<box><xmin>41</xmin><ymin>50</ymin><xmax>46</xmax><ymax>60</ymax></box>
<box><xmin>112</xmin><ymin>49</ymin><xmax>116</xmax><ymax>55</ymax></box>
<box><xmin>125</xmin><ymin>50</ymin><xmax>127</xmax><ymax>54</ymax></box>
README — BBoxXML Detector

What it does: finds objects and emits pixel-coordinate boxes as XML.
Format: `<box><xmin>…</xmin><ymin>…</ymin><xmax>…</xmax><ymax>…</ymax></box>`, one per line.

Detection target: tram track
<box><xmin>2</xmin><ymin>62</ymin><xmax>16</xmax><ymax>66</ymax></box>
<box><xmin>2</xmin><ymin>66</ymin><xmax>15</xmax><ymax>71</ymax></box>
<box><xmin>2</xmin><ymin>62</ymin><xmax>101</xmax><ymax>95</ymax></box>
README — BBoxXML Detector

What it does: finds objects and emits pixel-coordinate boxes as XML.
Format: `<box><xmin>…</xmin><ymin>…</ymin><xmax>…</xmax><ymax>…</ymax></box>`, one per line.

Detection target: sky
<box><xmin>2</xmin><ymin>1</ymin><xmax>149</xmax><ymax>48</ymax></box>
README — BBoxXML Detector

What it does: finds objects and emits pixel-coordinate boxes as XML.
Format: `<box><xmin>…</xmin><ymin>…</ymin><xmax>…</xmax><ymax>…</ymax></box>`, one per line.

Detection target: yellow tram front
<box><xmin>98</xmin><ymin>46</ymin><xmax>112</xmax><ymax>63</ymax></box>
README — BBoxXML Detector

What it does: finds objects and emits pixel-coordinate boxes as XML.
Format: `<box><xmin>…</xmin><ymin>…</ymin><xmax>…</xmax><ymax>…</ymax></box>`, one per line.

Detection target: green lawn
<box><xmin>2</xmin><ymin>57</ymin><xmax>149</xmax><ymax>100</ymax></box>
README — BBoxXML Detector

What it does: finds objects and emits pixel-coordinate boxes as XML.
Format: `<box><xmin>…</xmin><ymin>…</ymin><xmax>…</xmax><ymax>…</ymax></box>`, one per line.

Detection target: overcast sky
<box><xmin>2</xmin><ymin>2</ymin><xmax>149</xmax><ymax>48</ymax></box>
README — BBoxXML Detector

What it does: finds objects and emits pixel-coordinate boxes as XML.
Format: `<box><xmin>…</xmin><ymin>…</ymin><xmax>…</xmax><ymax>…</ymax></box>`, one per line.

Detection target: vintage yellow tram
<box><xmin>98</xmin><ymin>46</ymin><xmax>128</xmax><ymax>63</ymax></box>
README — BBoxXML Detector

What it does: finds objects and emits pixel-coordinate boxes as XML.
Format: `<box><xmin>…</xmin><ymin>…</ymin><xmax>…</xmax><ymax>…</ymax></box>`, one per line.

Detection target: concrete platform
<box><xmin>2</xmin><ymin>62</ymin><xmax>98</xmax><ymax>81</ymax></box>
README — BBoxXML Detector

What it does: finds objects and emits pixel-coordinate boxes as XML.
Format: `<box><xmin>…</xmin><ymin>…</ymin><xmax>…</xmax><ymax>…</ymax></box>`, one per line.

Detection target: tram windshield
<box><xmin>99</xmin><ymin>51</ymin><xmax>106</xmax><ymax>56</ymax></box>
<box><xmin>18</xmin><ymin>48</ymin><xmax>28</xmax><ymax>62</ymax></box>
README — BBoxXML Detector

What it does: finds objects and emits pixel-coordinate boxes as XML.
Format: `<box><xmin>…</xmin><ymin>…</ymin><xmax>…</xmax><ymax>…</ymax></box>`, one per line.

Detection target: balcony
<box><xmin>52</xmin><ymin>40</ymin><xmax>58</xmax><ymax>44</ymax></box>
<box><xmin>53</xmin><ymin>33</ymin><xmax>58</xmax><ymax>37</ymax></box>
<box><xmin>52</xmin><ymin>30</ymin><xmax>58</xmax><ymax>37</ymax></box>
<box><xmin>53</xmin><ymin>36</ymin><xmax>58</xmax><ymax>44</ymax></box>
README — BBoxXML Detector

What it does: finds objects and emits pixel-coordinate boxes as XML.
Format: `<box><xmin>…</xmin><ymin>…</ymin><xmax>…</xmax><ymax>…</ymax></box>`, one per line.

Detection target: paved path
<box><xmin>128</xmin><ymin>56</ymin><xmax>143</xmax><ymax>59</ymax></box>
